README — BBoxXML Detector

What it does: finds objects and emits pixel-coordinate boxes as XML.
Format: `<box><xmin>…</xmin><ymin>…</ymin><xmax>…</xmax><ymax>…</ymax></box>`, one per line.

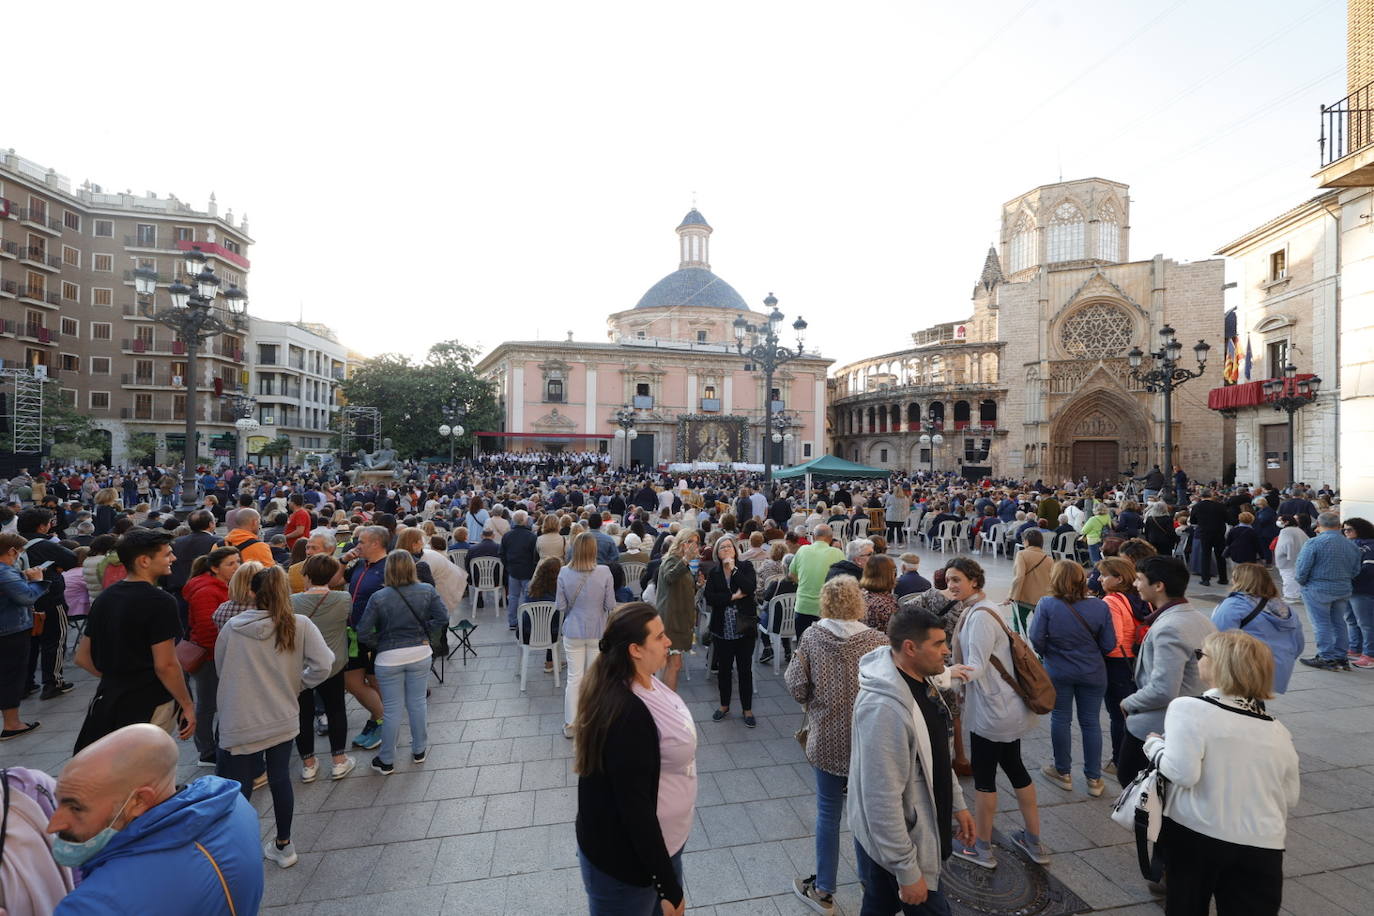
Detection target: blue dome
<box><xmin>677</xmin><ymin>209</ymin><xmax>711</xmax><ymax>230</ymax></box>
<box><xmin>634</xmin><ymin>267</ymin><xmax>748</xmax><ymax>311</ymax></box>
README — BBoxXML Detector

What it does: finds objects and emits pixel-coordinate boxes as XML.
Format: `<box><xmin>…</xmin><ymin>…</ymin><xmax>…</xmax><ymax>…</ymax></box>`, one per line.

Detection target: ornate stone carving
<box><xmin>531</xmin><ymin>408</ymin><xmax>576</xmax><ymax>431</ymax></box>
<box><xmin>1072</xmin><ymin>411</ymin><xmax>1118</xmax><ymax>438</ymax></box>
<box><xmin>1059</xmin><ymin>302</ymin><xmax>1133</xmax><ymax>357</ymax></box>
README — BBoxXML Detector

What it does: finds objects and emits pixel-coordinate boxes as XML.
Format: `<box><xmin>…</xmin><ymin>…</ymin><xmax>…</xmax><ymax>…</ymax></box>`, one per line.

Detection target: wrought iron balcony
<box><xmin>1319</xmin><ymin>79</ymin><xmax>1374</xmax><ymax>187</ymax></box>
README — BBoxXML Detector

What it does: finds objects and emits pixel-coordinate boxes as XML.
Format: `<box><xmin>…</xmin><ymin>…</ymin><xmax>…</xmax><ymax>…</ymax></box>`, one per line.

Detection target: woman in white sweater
<box><xmin>1273</xmin><ymin>515</ymin><xmax>1309</xmax><ymax>603</ymax></box>
<box><xmin>1143</xmin><ymin>629</ymin><xmax>1299</xmax><ymax>916</ymax></box>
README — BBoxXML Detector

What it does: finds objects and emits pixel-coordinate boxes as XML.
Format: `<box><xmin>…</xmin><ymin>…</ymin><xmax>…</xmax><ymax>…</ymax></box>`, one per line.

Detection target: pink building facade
<box><xmin>475</xmin><ymin>210</ymin><xmax>831</xmax><ymax>468</ymax></box>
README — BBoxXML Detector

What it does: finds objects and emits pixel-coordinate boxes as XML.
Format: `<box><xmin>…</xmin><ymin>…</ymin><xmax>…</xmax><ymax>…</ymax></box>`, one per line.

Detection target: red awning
<box><xmin>1207</xmin><ymin>374</ymin><xmax>1314</xmax><ymax>410</ymax></box>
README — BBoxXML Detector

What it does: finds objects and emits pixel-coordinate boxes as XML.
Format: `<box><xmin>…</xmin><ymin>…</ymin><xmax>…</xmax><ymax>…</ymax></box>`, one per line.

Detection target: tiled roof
<box><xmin>635</xmin><ymin>266</ymin><xmax>748</xmax><ymax>311</ymax></box>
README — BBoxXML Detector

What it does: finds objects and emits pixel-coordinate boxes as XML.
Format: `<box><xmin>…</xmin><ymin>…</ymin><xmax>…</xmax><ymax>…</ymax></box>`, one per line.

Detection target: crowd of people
<box><xmin>0</xmin><ymin>455</ymin><xmax>1366</xmax><ymax>915</ymax></box>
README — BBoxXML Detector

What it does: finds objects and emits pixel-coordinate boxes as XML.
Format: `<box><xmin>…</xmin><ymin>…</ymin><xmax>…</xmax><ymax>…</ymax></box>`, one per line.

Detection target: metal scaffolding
<box><xmin>0</xmin><ymin>369</ymin><xmax>43</xmax><ymax>454</ymax></box>
<box><xmin>339</xmin><ymin>406</ymin><xmax>381</xmax><ymax>458</ymax></box>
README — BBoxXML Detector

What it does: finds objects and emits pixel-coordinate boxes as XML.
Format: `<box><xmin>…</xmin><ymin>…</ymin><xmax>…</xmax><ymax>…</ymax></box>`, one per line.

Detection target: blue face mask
<box><xmin>51</xmin><ymin>791</ymin><xmax>135</xmax><ymax>868</ymax></box>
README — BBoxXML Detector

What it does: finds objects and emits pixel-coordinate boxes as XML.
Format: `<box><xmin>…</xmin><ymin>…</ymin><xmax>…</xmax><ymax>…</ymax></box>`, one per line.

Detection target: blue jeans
<box><xmin>507</xmin><ymin>577</ymin><xmax>530</xmax><ymax>628</ymax></box>
<box><xmin>814</xmin><ymin>767</ymin><xmax>847</xmax><ymax>895</ymax></box>
<box><xmin>853</xmin><ymin>838</ymin><xmax>951</xmax><ymax>916</ymax></box>
<box><xmin>375</xmin><ymin>657</ymin><xmax>430</xmax><ymax>765</ymax></box>
<box><xmin>1088</xmin><ymin>543</ymin><xmax>1103</xmax><ymax>564</ymax></box>
<box><xmin>579</xmin><ymin>847</ymin><xmax>683</xmax><ymax>916</ymax></box>
<box><xmin>1302</xmin><ymin>589</ymin><xmax>1352</xmax><ymax>660</ymax></box>
<box><xmin>1050</xmin><ymin>677</ymin><xmax>1106</xmax><ymax>780</ymax></box>
<box><xmin>1347</xmin><ymin>594</ymin><xmax>1374</xmax><ymax>657</ymax></box>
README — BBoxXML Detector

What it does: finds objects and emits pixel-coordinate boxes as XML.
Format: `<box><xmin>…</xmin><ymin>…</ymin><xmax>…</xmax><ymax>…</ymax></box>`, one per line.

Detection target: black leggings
<box><xmin>297</xmin><ymin>669</ymin><xmax>348</xmax><ymax>759</ymax></box>
<box><xmin>715</xmin><ymin>632</ymin><xmax>756</xmax><ymax>711</ymax></box>
<box><xmin>0</xmin><ymin>630</ymin><xmax>31</xmax><ymax>709</ymax></box>
<box><xmin>969</xmin><ymin>731</ymin><xmax>1031</xmax><ymax>793</ymax></box>
<box><xmin>1159</xmin><ymin>816</ymin><xmax>1283</xmax><ymax>916</ymax></box>
<box><xmin>218</xmin><ymin>738</ymin><xmax>294</xmax><ymax>842</ymax></box>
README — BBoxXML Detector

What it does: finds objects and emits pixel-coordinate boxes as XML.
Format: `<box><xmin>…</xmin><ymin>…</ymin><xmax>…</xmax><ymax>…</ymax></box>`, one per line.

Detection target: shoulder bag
<box><xmin>1237</xmin><ymin>596</ymin><xmax>1270</xmax><ymax>630</ymax></box>
<box><xmin>175</xmin><ymin>638</ymin><xmax>208</xmax><ymax>674</ymax></box>
<box><xmin>972</xmin><ymin>605</ymin><xmax>1056</xmax><ymax>714</ymax></box>
<box><xmin>1110</xmin><ymin>748</ymin><xmax>1168</xmax><ymax>881</ymax></box>
<box><xmin>395</xmin><ymin>587</ymin><xmax>449</xmax><ymax>657</ymax></box>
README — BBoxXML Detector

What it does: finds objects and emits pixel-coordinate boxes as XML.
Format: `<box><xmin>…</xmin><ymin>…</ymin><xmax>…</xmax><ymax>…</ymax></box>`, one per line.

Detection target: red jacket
<box><xmin>184</xmin><ymin>572</ymin><xmax>229</xmax><ymax>652</ymax></box>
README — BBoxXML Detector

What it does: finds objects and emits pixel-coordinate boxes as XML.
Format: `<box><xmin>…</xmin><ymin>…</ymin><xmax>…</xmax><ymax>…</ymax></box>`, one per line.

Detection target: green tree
<box><xmin>125</xmin><ymin>433</ymin><xmax>157</xmax><ymax>464</ymax></box>
<box><xmin>45</xmin><ymin>382</ymin><xmax>107</xmax><ymax>452</ymax></box>
<box><xmin>258</xmin><ymin>435</ymin><xmax>293</xmax><ymax>466</ymax></box>
<box><xmin>340</xmin><ymin>340</ymin><xmax>499</xmax><ymax>460</ymax></box>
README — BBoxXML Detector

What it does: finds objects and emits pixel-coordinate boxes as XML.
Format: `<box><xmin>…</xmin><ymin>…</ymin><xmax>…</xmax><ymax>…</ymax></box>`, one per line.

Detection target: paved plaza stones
<box><xmin>5</xmin><ymin>542</ymin><xmax>1374</xmax><ymax>915</ymax></box>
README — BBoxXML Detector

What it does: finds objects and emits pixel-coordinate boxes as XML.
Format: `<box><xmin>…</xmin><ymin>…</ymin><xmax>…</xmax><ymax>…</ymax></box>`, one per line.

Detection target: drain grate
<box><xmin>941</xmin><ymin>830</ymin><xmax>1092</xmax><ymax>916</ymax></box>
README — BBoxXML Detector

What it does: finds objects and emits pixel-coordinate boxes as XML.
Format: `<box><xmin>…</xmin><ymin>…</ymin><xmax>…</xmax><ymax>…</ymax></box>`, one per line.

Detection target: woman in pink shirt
<box><xmin>574</xmin><ymin>602</ymin><xmax>696</xmax><ymax>916</ymax></box>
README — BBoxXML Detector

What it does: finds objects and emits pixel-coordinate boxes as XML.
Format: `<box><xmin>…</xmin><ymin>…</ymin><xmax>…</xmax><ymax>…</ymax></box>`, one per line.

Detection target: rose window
<box><xmin>1060</xmin><ymin>303</ymin><xmax>1132</xmax><ymax>357</ymax></box>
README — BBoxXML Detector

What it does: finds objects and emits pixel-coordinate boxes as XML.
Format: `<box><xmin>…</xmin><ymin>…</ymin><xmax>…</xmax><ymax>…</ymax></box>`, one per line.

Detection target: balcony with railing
<box><xmin>121</xmin><ymin>236</ymin><xmax>251</xmax><ymax>269</ymax></box>
<box><xmin>1319</xmin><ymin>79</ymin><xmax>1374</xmax><ymax>187</ymax></box>
<box><xmin>17</xmin><ymin>285</ymin><xmax>60</xmax><ymax>308</ymax></box>
<box><xmin>20</xmin><ymin>208</ymin><xmax>62</xmax><ymax>235</ymax></box>
<box><xmin>19</xmin><ymin>247</ymin><xmax>60</xmax><ymax>272</ymax></box>
<box><xmin>0</xmin><ymin>279</ymin><xmax>17</xmax><ymax>298</ymax></box>
<box><xmin>18</xmin><ymin>323</ymin><xmax>58</xmax><ymax>344</ymax></box>
<box><xmin>0</xmin><ymin>239</ymin><xmax>19</xmax><ymax>259</ymax></box>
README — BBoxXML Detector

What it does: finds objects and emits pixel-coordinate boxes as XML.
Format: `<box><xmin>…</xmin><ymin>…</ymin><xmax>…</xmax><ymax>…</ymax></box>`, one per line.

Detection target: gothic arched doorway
<box><xmin>1048</xmin><ymin>385</ymin><xmax>1151</xmax><ymax>486</ymax></box>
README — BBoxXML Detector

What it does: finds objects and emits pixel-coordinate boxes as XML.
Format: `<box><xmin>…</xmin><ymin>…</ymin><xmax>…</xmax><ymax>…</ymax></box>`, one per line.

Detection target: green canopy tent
<box><xmin>773</xmin><ymin>455</ymin><xmax>890</xmax><ymax>507</ymax></box>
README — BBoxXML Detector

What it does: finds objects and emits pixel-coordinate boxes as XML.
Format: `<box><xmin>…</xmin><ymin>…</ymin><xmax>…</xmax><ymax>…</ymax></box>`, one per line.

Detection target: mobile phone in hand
<box><xmin>36</xmin><ymin>560</ymin><xmax>54</xmax><ymax>570</ymax></box>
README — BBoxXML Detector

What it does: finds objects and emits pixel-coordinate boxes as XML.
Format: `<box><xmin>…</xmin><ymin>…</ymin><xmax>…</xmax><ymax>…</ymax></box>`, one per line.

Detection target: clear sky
<box><xmin>5</xmin><ymin>0</ymin><xmax>1346</xmax><ymax>370</ymax></box>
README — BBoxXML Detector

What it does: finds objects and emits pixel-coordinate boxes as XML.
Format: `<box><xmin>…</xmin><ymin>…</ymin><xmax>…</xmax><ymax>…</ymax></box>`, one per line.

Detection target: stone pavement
<box><xmin>4</xmin><ymin>542</ymin><xmax>1373</xmax><ymax>915</ymax></box>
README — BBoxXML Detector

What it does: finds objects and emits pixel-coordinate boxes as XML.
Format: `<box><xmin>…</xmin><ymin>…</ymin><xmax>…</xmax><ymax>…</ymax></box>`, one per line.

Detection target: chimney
<box><xmin>207</xmin><ymin>192</ymin><xmax>217</xmax><ymax>218</ymax></box>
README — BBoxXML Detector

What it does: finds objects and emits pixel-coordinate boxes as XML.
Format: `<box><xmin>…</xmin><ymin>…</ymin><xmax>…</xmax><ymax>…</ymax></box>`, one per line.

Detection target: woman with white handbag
<box><xmin>1142</xmin><ymin>629</ymin><xmax>1299</xmax><ymax>915</ymax></box>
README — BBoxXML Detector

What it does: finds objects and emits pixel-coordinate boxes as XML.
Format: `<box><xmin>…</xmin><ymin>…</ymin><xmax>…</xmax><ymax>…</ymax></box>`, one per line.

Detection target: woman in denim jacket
<box><xmin>0</xmin><ymin>531</ymin><xmax>54</xmax><ymax>739</ymax></box>
<box><xmin>357</xmin><ymin>549</ymin><xmax>448</xmax><ymax>775</ymax></box>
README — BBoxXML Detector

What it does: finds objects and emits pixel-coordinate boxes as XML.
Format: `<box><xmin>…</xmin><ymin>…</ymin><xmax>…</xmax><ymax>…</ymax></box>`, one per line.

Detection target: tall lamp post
<box><xmin>918</xmin><ymin>418</ymin><xmax>944</xmax><ymax>477</ymax></box>
<box><xmin>439</xmin><ymin>404</ymin><xmax>467</xmax><ymax>466</ymax></box>
<box><xmin>134</xmin><ymin>247</ymin><xmax>247</xmax><ymax>518</ymax></box>
<box><xmin>1262</xmin><ymin>364</ymin><xmax>1321</xmax><ymax>487</ymax></box>
<box><xmin>223</xmin><ymin>393</ymin><xmax>258</xmax><ymax>468</ymax></box>
<box><xmin>769</xmin><ymin>413</ymin><xmax>795</xmax><ymax>467</ymax></box>
<box><xmin>612</xmin><ymin>405</ymin><xmax>638</xmax><ymax>470</ymax></box>
<box><xmin>1128</xmin><ymin>325</ymin><xmax>1210</xmax><ymax>481</ymax></box>
<box><xmin>733</xmin><ymin>294</ymin><xmax>807</xmax><ymax>496</ymax></box>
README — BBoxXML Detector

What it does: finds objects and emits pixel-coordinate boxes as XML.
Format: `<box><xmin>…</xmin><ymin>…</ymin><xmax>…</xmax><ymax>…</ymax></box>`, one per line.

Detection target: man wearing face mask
<box><xmin>49</xmin><ymin>723</ymin><xmax>262</xmax><ymax>915</ymax></box>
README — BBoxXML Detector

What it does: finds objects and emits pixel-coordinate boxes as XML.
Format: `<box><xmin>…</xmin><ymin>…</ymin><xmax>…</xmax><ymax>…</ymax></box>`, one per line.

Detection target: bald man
<box><xmin>49</xmin><ymin>724</ymin><xmax>263</xmax><ymax>915</ymax></box>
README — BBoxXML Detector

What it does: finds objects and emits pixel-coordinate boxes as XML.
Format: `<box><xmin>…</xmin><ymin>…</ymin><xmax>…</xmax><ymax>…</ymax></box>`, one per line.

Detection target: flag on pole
<box><xmin>1223</xmin><ymin>338</ymin><xmax>1238</xmax><ymax>384</ymax></box>
<box><xmin>1243</xmin><ymin>338</ymin><xmax>1252</xmax><ymax>381</ymax></box>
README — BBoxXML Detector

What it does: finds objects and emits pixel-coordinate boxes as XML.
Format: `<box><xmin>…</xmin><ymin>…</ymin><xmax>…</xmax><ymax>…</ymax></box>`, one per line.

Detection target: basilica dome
<box><xmin>633</xmin><ymin>209</ymin><xmax>750</xmax><ymax>311</ymax></box>
<box><xmin>634</xmin><ymin>266</ymin><xmax>749</xmax><ymax>311</ymax></box>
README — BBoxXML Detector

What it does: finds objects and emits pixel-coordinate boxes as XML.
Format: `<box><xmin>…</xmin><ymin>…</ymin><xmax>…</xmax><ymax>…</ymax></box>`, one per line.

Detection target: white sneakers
<box><xmin>263</xmin><ymin>839</ymin><xmax>298</xmax><ymax>868</ymax></box>
<box><xmin>331</xmin><ymin>756</ymin><xmax>357</xmax><ymax>780</ymax></box>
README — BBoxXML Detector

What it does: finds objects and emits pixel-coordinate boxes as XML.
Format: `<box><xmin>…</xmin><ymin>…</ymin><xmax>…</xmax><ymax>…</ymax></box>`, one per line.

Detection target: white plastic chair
<box><xmin>904</xmin><ymin>509</ymin><xmax>925</xmax><ymax>546</ymax></box>
<box><xmin>469</xmin><ymin>556</ymin><xmax>505</xmax><ymax>618</ymax></box>
<box><xmin>1051</xmin><ymin>531</ymin><xmax>1076</xmax><ymax>561</ymax></box>
<box><xmin>763</xmin><ymin>593</ymin><xmax>797</xmax><ymax>675</ymax></box>
<box><xmin>621</xmin><ymin>561</ymin><xmax>647</xmax><ymax>599</ymax></box>
<box><xmin>850</xmin><ymin>518</ymin><xmax>869</xmax><ymax>540</ymax></box>
<box><xmin>936</xmin><ymin>520</ymin><xmax>959</xmax><ymax>553</ymax></box>
<box><xmin>955</xmin><ymin>520</ymin><xmax>972</xmax><ymax>553</ymax></box>
<box><xmin>981</xmin><ymin>523</ymin><xmax>1003</xmax><ymax>557</ymax></box>
<box><xmin>515</xmin><ymin>602</ymin><xmax>561</xmax><ymax>691</ymax></box>
<box><xmin>918</xmin><ymin>515</ymin><xmax>938</xmax><ymax>547</ymax></box>
<box><xmin>447</xmin><ymin>548</ymin><xmax>468</xmax><ymax>569</ymax></box>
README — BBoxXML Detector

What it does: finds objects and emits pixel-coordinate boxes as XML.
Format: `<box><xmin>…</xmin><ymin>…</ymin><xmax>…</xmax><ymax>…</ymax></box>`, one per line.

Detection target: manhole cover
<box><xmin>941</xmin><ymin>830</ymin><xmax>1091</xmax><ymax>916</ymax></box>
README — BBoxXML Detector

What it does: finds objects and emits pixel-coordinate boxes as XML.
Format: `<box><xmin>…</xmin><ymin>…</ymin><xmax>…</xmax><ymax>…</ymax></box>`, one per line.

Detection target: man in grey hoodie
<box><xmin>849</xmin><ymin>605</ymin><xmax>974</xmax><ymax>915</ymax></box>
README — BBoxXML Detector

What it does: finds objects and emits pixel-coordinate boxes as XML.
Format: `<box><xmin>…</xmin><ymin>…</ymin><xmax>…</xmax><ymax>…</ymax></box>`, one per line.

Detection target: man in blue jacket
<box><xmin>50</xmin><ymin>723</ymin><xmax>263</xmax><ymax>915</ymax></box>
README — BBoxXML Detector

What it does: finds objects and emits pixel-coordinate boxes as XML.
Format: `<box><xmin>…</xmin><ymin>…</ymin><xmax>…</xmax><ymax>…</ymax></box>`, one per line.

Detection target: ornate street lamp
<box><xmin>1127</xmin><ymin>324</ymin><xmax>1210</xmax><ymax>480</ymax></box>
<box><xmin>135</xmin><ymin>246</ymin><xmax>248</xmax><ymax>517</ymax></box>
<box><xmin>1262</xmin><ymin>364</ymin><xmax>1321</xmax><ymax>487</ymax></box>
<box><xmin>612</xmin><ymin>405</ymin><xmax>638</xmax><ymax>469</ymax></box>
<box><xmin>223</xmin><ymin>393</ymin><xmax>259</xmax><ymax>467</ymax></box>
<box><xmin>734</xmin><ymin>293</ymin><xmax>807</xmax><ymax>493</ymax></box>
<box><xmin>918</xmin><ymin>418</ymin><xmax>944</xmax><ymax>476</ymax></box>
<box><xmin>438</xmin><ymin>402</ymin><xmax>468</xmax><ymax>465</ymax></box>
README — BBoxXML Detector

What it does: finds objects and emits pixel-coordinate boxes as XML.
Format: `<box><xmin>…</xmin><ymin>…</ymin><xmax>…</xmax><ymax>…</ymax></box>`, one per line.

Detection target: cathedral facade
<box><xmin>831</xmin><ymin>178</ymin><xmax>1228</xmax><ymax>483</ymax></box>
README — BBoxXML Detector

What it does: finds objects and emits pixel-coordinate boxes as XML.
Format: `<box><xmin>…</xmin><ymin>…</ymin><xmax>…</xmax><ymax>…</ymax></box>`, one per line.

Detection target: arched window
<box><xmin>1008</xmin><ymin>215</ymin><xmax>1035</xmax><ymax>273</ymax></box>
<box><xmin>907</xmin><ymin>403</ymin><xmax>920</xmax><ymax>426</ymax></box>
<box><xmin>1098</xmin><ymin>201</ymin><xmax>1120</xmax><ymax>261</ymax></box>
<box><xmin>1046</xmin><ymin>201</ymin><xmax>1085</xmax><ymax>263</ymax></box>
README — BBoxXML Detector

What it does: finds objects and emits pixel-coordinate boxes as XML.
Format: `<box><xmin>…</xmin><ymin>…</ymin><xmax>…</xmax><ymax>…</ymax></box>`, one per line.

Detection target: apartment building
<box><xmin>246</xmin><ymin>319</ymin><xmax>348</xmax><ymax>457</ymax></box>
<box><xmin>0</xmin><ymin>146</ymin><xmax>252</xmax><ymax>466</ymax></box>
